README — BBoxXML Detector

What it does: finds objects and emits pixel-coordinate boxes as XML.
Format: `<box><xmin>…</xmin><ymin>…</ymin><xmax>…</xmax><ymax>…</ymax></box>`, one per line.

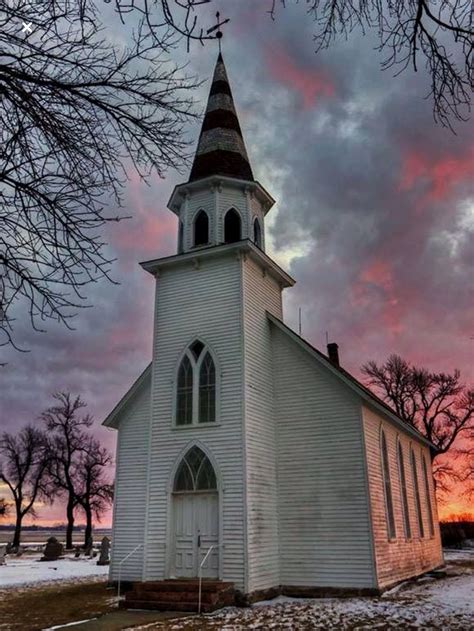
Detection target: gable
<box><xmin>102</xmin><ymin>363</ymin><xmax>152</xmax><ymax>429</ymax></box>
<box><xmin>267</xmin><ymin>313</ymin><xmax>434</xmax><ymax>450</ymax></box>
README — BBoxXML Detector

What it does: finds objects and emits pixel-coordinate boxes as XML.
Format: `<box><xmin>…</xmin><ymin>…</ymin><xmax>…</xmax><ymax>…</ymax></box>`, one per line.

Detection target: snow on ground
<box><xmin>0</xmin><ymin>553</ymin><xmax>109</xmax><ymax>588</ymax></box>
<box><xmin>444</xmin><ymin>546</ymin><xmax>474</xmax><ymax>562</ymax></box>
<box><xmin>129</xmin><ymin>568</ymin><xmax>474</xmax><ymax>630</ymax></box>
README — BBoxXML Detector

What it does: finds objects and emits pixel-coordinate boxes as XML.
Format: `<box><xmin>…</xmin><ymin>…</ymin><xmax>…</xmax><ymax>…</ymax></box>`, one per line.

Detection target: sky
<box><xmin>1</xmin><ymin>1</ymin><xmax>473</xmax><ymax>525</ymax></box>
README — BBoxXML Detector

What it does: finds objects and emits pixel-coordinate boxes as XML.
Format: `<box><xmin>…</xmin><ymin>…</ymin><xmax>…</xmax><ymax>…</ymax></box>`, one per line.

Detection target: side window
<box><xmin>380</xmin><ymin>429</ymin><xmax>396</xmax><ymax>539</ymax></box>
<box><xmin>253</xmin><ymin>217</ymin><xmax>262</xmax><ymax>248</ymax></box>
<box><xmin>411</xmin><ymin>448</ymin><xmax>424</xmax><ymax>537</ymax></box>
<box><xmin>397</xmin><ymin>440</ymin><xmax>411</xmax><ymax>538</ymax></box>
<box><xmin>194</xmin><ymin>210</ymin><xmax>209</xmax><ymax>246</ymax></box>
<box><xmin>422</xmin><ymin>455</ymin><xmax>435</xmax><ymax>537</ymax></box>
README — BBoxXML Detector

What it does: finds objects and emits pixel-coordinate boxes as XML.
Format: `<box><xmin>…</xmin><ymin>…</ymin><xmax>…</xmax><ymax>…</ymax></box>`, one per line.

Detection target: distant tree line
<box><xmin>0</xmin><ymin>393</ymin><xmax>113</xmax><ymax>549</ymax></box>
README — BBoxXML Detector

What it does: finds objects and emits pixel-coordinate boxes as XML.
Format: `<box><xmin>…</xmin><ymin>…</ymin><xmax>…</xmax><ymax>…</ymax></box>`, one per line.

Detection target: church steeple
<box><xmin>189</xmin><ymin>53</ymin><xmax>254</xmax><ymax>183</ymax></box>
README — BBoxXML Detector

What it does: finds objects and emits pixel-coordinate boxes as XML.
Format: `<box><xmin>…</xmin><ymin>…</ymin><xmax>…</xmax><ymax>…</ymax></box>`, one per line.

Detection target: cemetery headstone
<box><xmin>40</xmin><ymin>536</ymin><xmax>63</xmax><ymax>561</ymax></box>
<box><xmin>0</xmin><ymin>545</ymin><xmax>6</xmax><ymax>565</ymax></box>
<box><xmin>97</xmin><ymin>536</ymin><xmax>110</xmax><ymax>566</ymax></box>
<box><xmin>84</xmin><ymin>536</ymin><xmax>93</xmax><ymax>557</ymax></box>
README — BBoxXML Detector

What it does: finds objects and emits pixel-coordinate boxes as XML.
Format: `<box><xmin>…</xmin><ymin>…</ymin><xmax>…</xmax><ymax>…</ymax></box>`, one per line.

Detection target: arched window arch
<box><xmin>174</xmin><ymin>446</ymin><xmax>217</xmax><ymax>492</ymax></box>
<box><xmin>253</xmin><ymin>217</ymin><xmax>262</xmax><ymax>248</ymax></box>
<box><xmin>178</xmin><ymin>220</ymin><xmax>184</xmax><ymax>254</ymax></box>
<box><xmin>421</xmin><ymin>455</ymin><xmax>435</xmax><ymax>537</ymax></box>
<box><xmin>175</xmin><ymin>340</ymin><xmax>217</xmax><ymax>426</ymax></box>
<box><xmin>397</xmin><ymin>439</ymin><xmax>411</xmax><ymax>538</ymax></box>
<box><xmin>380</xmin><ymin>429</ymin><xmax>396</xmax><ymax>539</ymax></box>
<box><xmin>194</xmin><ymin>210</ymin><xmax>209</xmax><ymax>247</ymax></box>
<box><xmin>224</xmin><ymin>208</ymin><xmax>241</xmax><ymax>243</ymax></box>
<box><xmin>410</xmin><ymin>447</ymin><xmax>424</xmax><ymax>537</ymax></box>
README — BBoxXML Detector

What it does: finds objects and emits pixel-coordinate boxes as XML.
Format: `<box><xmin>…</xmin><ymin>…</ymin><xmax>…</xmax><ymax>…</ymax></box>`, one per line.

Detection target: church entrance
<box><xmin>171</xmin><ymin>446</ymin><xmax>219</xmax><ymax>579</ymax></box>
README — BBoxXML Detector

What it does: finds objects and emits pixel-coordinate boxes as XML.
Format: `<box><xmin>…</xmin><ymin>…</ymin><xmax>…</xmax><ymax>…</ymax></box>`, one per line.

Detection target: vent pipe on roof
<box><xmin>327</xmin><ymin>342</ymin><xmax>340</xmax><ymax>367</ymax></box>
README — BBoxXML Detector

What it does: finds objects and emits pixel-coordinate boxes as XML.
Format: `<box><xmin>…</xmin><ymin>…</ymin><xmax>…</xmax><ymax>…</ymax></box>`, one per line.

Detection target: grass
<box><xmin>0</xmin><ymin>578</ymin><xmax>115</xmax><ymax>631</ymax></box>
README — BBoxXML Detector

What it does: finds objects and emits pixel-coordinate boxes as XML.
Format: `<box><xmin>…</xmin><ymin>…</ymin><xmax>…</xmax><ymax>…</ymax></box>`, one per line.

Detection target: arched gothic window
<box><xmin>397</xmin><ymin>440</ymin><xmax>411</xmax><ymax>539</ymax></box>
<box><xmin>411</xmin><ymin>448</ymin><xmax>424</xmax><ymax>537</ymax></box>
<box><xmin>194</xmin><ymin>210</ymin><xmax>209</xmax><ymax>247</ymax></box>
<box><xmin>253</xmin><ymin>217</ymin><xmax>262</xmax><ymax>248</ymax></box>
<box><xmin>175</xmin><ymin>341</ymin><xmax>217</xmax><ymax>426</ymax></box>
<box><xmin>380</xmin><ymin>429</ymin><xmax>396</xmax><ymax>539</ymax></box>
<box><xmin>174</xmin><ymin>446</ymin><xmax>217</xmax><ymax>492</ymax></box>
<box><xmin>422</xmin><ymin>456</ymin><xmax>435</xmax><ymax>537</ymax></box>
<box><xmin>178</xmin><ymin>220</ymin><xmax>184</xmax><ymax>254</ymax></box>
<box><xmin>224</xmin><ymin>208</ymin><xmax>241</xmax><ymax>243</ymax></box>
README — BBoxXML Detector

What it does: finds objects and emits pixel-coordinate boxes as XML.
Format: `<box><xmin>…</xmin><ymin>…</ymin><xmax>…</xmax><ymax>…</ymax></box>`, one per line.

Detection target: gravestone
<box><xmin>74</xmin><ymin>546</ymin><xmax>82</xmax><ymax>558</ymax></box>
<box><xmin>0</xmin><ymin>545</ymin><xmax>6</xmax><ymax>565</ymax></box>
<box><xmin>40</xmin><ymin>536</ymin><xmax>63</xmax><ymax>561</ymax></box>
<box><xmin>96</xmin><ymin>536</ymin><xmax>110</xmax><ymax>566</ymax></box>
<box><xmin>15</xmin><ymin>545</ymin><xmax>24</xmax><ymax>557</ymax></box>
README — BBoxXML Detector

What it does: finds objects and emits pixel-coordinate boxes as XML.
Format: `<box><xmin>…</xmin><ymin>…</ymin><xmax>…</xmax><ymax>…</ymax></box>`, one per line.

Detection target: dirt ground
<box><xmin>0</xmin><ymin>578</ymin><xmax>115</xmax><ymax>631</ymax></box>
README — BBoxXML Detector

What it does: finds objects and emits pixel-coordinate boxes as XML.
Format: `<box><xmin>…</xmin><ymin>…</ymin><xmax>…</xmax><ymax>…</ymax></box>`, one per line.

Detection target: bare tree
<box><xmin>0</xmin><ymin>0</ymin><xmax>199</xmax><ymax>353</ymax></box>
<box><xmin>0</xmin><ymin>426</ymin><xmax>51</xmax><ymax>547</ymax></box>
<box><xmin>76</xmin><ymin>437</ymin><xmax>114</xmax><ymax>545</ymax></box>
<box><xmin>270</xmin><ymin>1</ymin><xmax>472</xmax><ymax>129</ymax></box>
<box><xmin>0</xmin><ymin>497</ymin><xmax>8</xmax><ymax>517</ymax></box>
<box><xmin>41</xmin><ymin>393</ymin><xmax>93</xmax><ymax>549</ymax></box>
<box><xmin>362</xmin><ymin>354</ymin><xmax>474</xmax><ymax>495</ymax></box>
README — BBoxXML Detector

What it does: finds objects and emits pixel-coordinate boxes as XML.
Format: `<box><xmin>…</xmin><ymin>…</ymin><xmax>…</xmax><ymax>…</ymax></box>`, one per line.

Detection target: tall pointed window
<box><xmin>175</xmin><ymin>341</ymin><xmax>217</xmax><ymax>426</ymax></box>
<box><xmin>380</xmin><ymin>429</ymin><xmax>396</xmax><ymax>539</ymax></box>
<box><xmin>194</xmin><ymin>210</ymin><xmax>209</xmax><ymax>246</ymax></box>
<box><xmin>224</xmin><ymin>208</ymin><xmax>241</xmax><ymax>243</ymax></box>
<box><xmin>397</xmin><ymin>440</ymin><xmax>411</xmax><ymax>539</ymax></box>
<box><xmin>178</xmin><ymin>220</ymin><xmax>184</xmax><ymax>254</ymax></box>
<box><xmin>411</xmin><ymin>448</ymin><xmax>424</xmax><ymax>537</ymax></box>
<box><xmin>422</xmin><ymin>456</ymin><xmax>435</xmax><ymax>537</ymax></box>
<box><xmin>253</xmin><ymin>217</ymin><xmax>262</xmax><ymax>248</ymax></box>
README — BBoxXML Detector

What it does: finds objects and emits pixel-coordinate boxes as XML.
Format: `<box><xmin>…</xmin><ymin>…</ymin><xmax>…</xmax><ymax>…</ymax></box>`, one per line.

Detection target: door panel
<box><xmin>172</xmin><ymin>492</ymin><xmax>218</xmax><ymax>578</ymax></box>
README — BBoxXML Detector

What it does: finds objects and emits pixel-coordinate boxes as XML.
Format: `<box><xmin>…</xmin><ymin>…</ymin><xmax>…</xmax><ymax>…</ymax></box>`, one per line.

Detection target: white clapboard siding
<box><xmin>144</xmin><ymin>253</ymin><xmax>246</xmax><ymax>589</ymax></box>
<box><xmin>362</xmin><ymin>406</ymin><xmax>443</xmax><ymax>588</ymax></box>
<box><xmin>109</xmin><ymin>377</ymin><xmax>151</xmax><ymax>581</ymax></box>
<box><xmin>271</xmin><ymin>326</ymin><xmax>376</xmax><ymax>589</ymax></box>
<box><xmin>242</xmin><ymin>256</ymin><xmax>284</xmax><ymax>592</ymax></box>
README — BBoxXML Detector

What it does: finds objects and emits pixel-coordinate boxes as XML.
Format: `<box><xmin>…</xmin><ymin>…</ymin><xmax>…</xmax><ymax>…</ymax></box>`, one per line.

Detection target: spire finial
<box><xmin>207</xmin><ymin>11</ymin><xmax>230</xmax><ymax>55</ymax></box>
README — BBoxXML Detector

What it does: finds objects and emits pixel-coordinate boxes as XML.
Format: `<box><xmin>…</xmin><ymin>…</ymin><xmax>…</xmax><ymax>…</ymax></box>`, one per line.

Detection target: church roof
<box><xmin>267</xmin><ymin>313</ymin><xmax>437</xmax><ymax>452</ymax></box>
<box><xmin>189</xmin><ymin>53</ymin><xmax>254</xmax><ymax>182</ymax></box>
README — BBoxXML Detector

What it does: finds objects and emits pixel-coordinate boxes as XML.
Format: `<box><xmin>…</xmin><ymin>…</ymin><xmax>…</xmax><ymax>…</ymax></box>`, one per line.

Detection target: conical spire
<box><xmin>189</xmin><ymin>53</ymin><xmax>254</xmax><ymax>182</ymax></box>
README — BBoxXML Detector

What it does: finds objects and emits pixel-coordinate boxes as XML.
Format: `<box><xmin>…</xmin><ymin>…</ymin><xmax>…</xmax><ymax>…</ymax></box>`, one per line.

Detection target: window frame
<box><xmin>421</xmin><ymin>453</ymin><xmax>435</xmax><ymax>538</ymax></box>
<box><xmin>380</xmin><ymin>428</ymin><xmax>396</xmax><ymax>540</ymax></box>
<box><xmin>397</xmin><ymin>438</ymin><xmax>412</xmax><ymax>540</ymax></box>
<box><xmin>410</xmin><ymin>446</ymin><xmax>425</xmax><ymax>538</ymax></box>
<box><xmin>223</xmin><ymin>207</ymin><xmax>242</xmax><ymax>243</ymax></box>
<box><xmin>173</xmin><ymin>340</ymin><xmax>220</xmax><ymax>428</ymax></box>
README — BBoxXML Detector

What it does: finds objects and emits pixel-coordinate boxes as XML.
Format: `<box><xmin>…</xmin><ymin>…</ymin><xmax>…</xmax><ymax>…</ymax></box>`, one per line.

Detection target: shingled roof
<box><xmin>189</xmin><ymin>53</ymin><xmax>254</xmax><ymax>182</ymax></box>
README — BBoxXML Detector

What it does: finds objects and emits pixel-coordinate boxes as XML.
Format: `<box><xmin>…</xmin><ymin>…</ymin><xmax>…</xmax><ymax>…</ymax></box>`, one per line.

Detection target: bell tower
<box><xmin>167</xmin><ymin>53</ymin><xmax>274</xmax><ymax>255</ymax></box>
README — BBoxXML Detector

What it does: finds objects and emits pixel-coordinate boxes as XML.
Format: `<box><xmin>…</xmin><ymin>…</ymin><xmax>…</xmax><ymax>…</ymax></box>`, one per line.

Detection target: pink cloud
<box><xmin>265</xmin><ymin>47</ymin><xmax>334</xmax><ymax>109</ymax></box>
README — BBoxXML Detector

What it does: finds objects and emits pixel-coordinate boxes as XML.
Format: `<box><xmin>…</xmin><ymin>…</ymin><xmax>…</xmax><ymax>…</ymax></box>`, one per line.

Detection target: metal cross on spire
<box><xmin>207</xmin><ymin>11</ymin><xmax>230</xmax><ymax>54</ymax></box>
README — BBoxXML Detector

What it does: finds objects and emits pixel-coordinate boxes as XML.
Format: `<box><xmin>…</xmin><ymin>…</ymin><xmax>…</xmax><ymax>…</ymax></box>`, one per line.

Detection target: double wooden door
<box><xmin>172</xmin><ymin>491</ymin><xmax>219</xmax><ymax>578</ymax></box>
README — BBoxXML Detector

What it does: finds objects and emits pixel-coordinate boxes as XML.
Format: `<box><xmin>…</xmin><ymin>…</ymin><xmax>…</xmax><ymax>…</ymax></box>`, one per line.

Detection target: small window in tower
<box><xmin>224</xmin><ymin>208</ymin><xmax>241</xmax><ymax>243</ymax></box>
<box><xmin>253</xmin><ymin>217</ymin><xmax>262</xmax><ymax>248</ymax></box>
<box><xmin>194</xmin><ymin>210</ymin><xmax>209</xmax><ymax>246</ymax></box>
<box><xmin>178</xmin><ymin>220</ymin><xmax>184</xmax><ymax>254</ymax></box>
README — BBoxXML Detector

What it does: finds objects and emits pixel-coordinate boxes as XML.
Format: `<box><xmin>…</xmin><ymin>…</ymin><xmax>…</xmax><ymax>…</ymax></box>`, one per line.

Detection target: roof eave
<box><xmin>140</xmin><ymin>240</ymin><xmax>295</xmax><ymax>288</ymax></box>
<box><xmin>102</xmin><ymin>363</ymin><xmax>152</xmax><ymax>429</ymax></box>
<box><xmin>167</xmin><ymin>176</ymin><xmax>275</xmax><ymax>216</ymax></box>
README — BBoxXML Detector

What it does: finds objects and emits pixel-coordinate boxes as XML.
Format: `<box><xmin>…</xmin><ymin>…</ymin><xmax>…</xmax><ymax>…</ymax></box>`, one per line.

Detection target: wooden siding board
<box><xmin>272</xmin><ymin>326</ymin><xmax>375</xmax><ymax>589</ymax></box>
<box><xmin>362</xmin><ymin>406</ymin><xmax>443</xmax><ymax>589</ymax></box>
<box><xmin>242</xmin><ymin>257</ymin><xmax>283</xmax><ymax>592</ymax></box>
<box><xmin>145</xmin><ymin>254</ymin><xmax>246</xmax><ymax>589</ymax></box>
<box><xmin>109</xmin><ymin>380</ymin><xmax>150</xmax><ymax>581</ymax></box>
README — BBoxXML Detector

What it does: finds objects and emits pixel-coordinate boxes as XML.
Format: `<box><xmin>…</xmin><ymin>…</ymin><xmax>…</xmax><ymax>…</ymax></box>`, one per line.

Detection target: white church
<box><xmin>104</xmin><ymin>53</ymin><xmax>443</xmax><ymax>609</ymax></box>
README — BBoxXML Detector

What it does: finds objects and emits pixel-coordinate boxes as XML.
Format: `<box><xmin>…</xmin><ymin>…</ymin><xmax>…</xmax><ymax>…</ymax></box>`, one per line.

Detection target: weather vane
<box><xmin>207</xmin><ymin>11</ymin><xmax>230</xmax><ymax>54</ymax></box>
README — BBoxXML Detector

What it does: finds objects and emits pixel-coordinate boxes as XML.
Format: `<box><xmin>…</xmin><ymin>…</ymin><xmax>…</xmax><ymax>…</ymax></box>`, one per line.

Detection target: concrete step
<box><xmin>136</xmin><ymin>580</ymin><xmax>233</xmax><ymax>593</ymax></box>
<box><xmin>126</xmin><ymin>589</ymin><xmax>218</xmax><ymax>604</ymax></box>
